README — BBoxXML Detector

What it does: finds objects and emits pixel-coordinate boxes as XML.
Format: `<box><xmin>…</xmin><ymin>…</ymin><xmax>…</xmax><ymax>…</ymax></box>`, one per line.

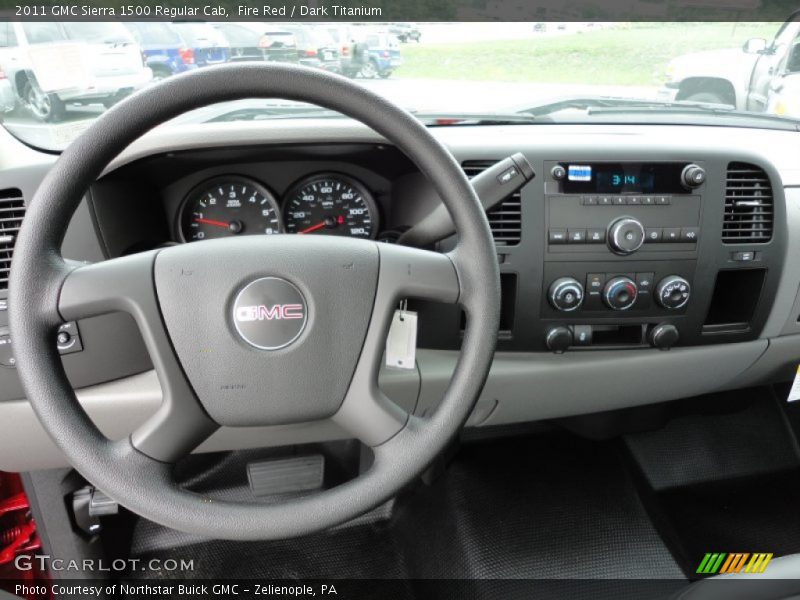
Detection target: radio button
<box><xmin>635</xmin><ymin>272</ymin><xmax>655</xmax><ymax>294</ymax></box>
<box><xmin>598</xmin><ymin>196</ymin><xmax>613</xmax><ymax>206</ymax></box>
<box><xmin>587</xmin><ymin>228</ymin><xmax>605</xmax><ymax>243</ymax></box>
<box><xmin>663</xmin><ymin>228</ymin><xmax>681</xmax><ymax>242</ymax></box>
<box><xmin>655</xmin><ymin>196</ymin><xmax>671</xmax><ymax>205</ymax></box>
<box><xmin>680</xmin><ymin>227</ymin><xmax>700</xmax><ymax>243</ymax></box>
<box><xmin>583</xmin><ymin>196</ymin><xmax>598</xmax><ymax>205</ymax></box>
<box><xmin>642</xmin><ymin>196</ymin><xmax>655</xmax><ymax>205</ymax></box>
<box><xmin>572</xmin><ymin>325</ymin><xmax>593</xmax><ymax>346</ymax></box>
<box><xmin>549</xmin><ymin>229</ymin><xmax>568</xmax><ymax>244</ymax></box>
<box><xmin>644</xmin><ymin>228</ymin><xmax>662</xmax><ymax>243</ymax></box>
<box><xmin>586</xmin><ymin>273</ymin><xmax>606</xmax><ymax>295</ymax></box>
<box><xmin>627</xmin><ymin>196</ymin><xmax>642</xmax><ymax>205</ymax></box>
<box><xmin>613</xmin><ymin>196</ymin><xmax>627</xmax><ymax>205</ymax></box>
<box><xmin>568</xmin><ymin>229</ymin><xmax>586</xmax><ymax>243</ymax></box>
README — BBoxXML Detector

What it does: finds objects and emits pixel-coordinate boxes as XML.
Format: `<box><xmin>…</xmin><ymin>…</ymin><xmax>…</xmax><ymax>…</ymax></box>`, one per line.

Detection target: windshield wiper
<box><xmin>518</xmin><ymin>96</ymin><xmax>735</xmax><ymax>117</ymax></box>
<box><xmin>515</xmin><ymin>96</ymin><xmax>800</xmax><ymax>129</ymax></box>
<box><xmin>202</xmin><ymin>106</ymin><xmax>340</xmax><ymax>123</ymax></box>
<box><xmin>411</xmin><ymin>112</ymin><xmax>540</xmax><ymax>126</ymax></box>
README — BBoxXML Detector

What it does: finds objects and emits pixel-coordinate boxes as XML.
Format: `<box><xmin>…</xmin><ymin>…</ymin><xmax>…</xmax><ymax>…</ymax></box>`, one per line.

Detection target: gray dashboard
<box><xmin>0</xmin><ymin>120</ymin><xmax>799</xmax><ymax>471</ymax></box>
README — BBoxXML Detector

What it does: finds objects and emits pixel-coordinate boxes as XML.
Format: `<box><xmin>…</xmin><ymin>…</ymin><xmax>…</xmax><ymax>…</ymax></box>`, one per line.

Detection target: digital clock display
<box><xmin>560</xmin><ymin>162</ymin><xmax>687</xmax><ymax>194</ymax></box>
<box><xmin>596</xmin><ymin>170</ymin><xmax>654</xmax><ymax>192</ymax></box>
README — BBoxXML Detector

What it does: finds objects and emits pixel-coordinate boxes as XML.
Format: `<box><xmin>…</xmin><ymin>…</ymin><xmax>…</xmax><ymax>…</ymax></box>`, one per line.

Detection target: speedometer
<box><xmin>179</xmin><ymin>176</ymin><xmax>282</xmax><ymax>242</ymax></box>
<box><xmin>282</xmin><ymin>174</ymin><xmax>378</xmax><ymax>239</ymax></box>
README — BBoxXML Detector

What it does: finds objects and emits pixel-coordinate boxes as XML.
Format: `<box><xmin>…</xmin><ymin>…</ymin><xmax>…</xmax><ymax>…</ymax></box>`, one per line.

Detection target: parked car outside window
<box><xmin>212</xmin><ymin>22</ymin><xmax>298</xmax><ymax>65</ymax></box>
<box><xmin>0</xmin><ymin>22</ymin><xmax>151</xmax><ymax>123</ymax></box>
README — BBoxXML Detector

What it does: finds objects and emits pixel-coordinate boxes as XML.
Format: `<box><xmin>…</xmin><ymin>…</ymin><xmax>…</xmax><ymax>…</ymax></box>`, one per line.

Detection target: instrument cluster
<box><xmin>178</xmin><ymin>172</ymin><xmax>379</xmax><ymax>242</ymax></box>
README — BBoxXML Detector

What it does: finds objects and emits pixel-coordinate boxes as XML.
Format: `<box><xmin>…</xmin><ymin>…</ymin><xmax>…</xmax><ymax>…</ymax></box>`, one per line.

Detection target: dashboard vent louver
<box><xmin>0</xmin><ymin>189</ymin><xmax>25</xmax><ymax>291</ymax></box>
<box><xmin>723</xmin><ymin>163</ymin><xmax>773</xmax><ymax>244</ymax></box>
<box><xmin>462</xmin><ymin>161</ymin><xmax>522</xmax><ymax>246</ymax></box>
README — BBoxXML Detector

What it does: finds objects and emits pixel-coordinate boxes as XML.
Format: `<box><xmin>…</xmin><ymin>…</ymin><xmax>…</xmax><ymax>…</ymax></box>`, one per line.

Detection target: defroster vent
<box><xmin>0</xmin><ymin>189</ymin><xmax>25</xmax><ymax>291</ymax></box>
<box><xmin>462</xmin><ymin>160</ymin><xmax>522</xmax><ymax>245</ymax></box>
<box><xmin>723</xmin><ymin>162</ymin><xmax>773</xmax><ymax>244</ymax></box>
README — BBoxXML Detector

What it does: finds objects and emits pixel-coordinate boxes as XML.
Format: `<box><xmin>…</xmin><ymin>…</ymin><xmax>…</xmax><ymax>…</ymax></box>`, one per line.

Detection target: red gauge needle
<box><xmin>298</xmin><ymin>221</ymin><xmax>326</xmax><ymax>234</ymax></box>
<box><xmin>194</xmin><ymin>217</ymin><xmax>230</xmax><ymax>229</ymax></box>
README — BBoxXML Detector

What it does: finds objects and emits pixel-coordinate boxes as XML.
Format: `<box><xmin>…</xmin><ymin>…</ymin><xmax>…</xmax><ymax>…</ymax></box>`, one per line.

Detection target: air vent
<box><xmin>0</xmin><ymin>189</ymin><xmax>25</xmax><ymax>291</ymax></box>
<box><xmin>723</xmin><ymin>163</ymin><xmax>773</xmax><ymax>244</ymax></box>
<box><xmin>462</xmin><ymin>161</ymin><xmax>522</xmax><ymax>246</ymax></box>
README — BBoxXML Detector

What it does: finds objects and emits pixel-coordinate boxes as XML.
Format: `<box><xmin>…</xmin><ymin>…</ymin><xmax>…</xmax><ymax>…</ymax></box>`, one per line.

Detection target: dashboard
<box><xmin>0</xmin><ymin>120</ymin><xmax>799</xmax><ymax>470</ymax></box>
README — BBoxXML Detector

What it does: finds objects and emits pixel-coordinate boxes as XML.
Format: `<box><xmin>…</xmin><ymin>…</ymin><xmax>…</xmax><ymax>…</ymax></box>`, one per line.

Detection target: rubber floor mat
<box><xmin>125</xmin><ymin>432</ymin><xmax>684</xmax><ymax>594</ymax></box>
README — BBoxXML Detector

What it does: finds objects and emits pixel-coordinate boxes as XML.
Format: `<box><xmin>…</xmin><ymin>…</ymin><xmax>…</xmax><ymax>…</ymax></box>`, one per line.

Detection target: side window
<box><xmin>0</xmin><ymin>23</ymin><xmax>8</xmax><ymax>47</ymax></box>
<box><xmin>0</xmin><ymin>23</ymin><xmax>17</xmax><ymax>48</ymax></box>
<box><xmin>218</xmin><ymin>25</ymin><xmax>248</xmax><ymax>45</ymax></box>
<box><xmin>786</xmin><ymin>37</ymin><xmax>800</xmax><ymax>74</ymax></box>
<box><xmin>21</xmin><ymin>23</ymin><xmax>67</xmax><ymax>45</ymax></box>
<box><xmin>126</xmin><ymin>24</ymin><xmax>144</xmax><ymax>45</ymax></box>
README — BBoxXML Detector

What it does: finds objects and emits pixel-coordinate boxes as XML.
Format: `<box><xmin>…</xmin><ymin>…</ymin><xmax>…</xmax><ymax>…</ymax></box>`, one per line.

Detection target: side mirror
<box><xmin>743</xmin><ymin>38</ymin><xmax>768</xmax><ymax>54</ymax></box>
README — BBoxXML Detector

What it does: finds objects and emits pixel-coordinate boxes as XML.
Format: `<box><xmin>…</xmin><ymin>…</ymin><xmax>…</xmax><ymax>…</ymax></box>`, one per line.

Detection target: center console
<box><xmin>537</xmin><ymin>159</ymin><xmax>779</xmax><ymax>352</ymax></box>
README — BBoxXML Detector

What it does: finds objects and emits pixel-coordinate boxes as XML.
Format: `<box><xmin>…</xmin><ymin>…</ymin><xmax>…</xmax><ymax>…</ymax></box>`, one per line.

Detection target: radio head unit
<box><xmin>558</xmin><ymin>162</ymin><xmax>692</xmax><ymax>194</ymax></box>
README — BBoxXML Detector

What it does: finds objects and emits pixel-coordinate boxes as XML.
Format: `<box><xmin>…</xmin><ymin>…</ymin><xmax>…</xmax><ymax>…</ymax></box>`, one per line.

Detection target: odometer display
<box><xmin>180</xmin><ymin>177</ymin><xmax>282</xmax><ymax>242</ymax></box>
<box><xmin>283</xmin><ymin>174</ymin><xmax>378</xmax><ymax>239</ymax></box>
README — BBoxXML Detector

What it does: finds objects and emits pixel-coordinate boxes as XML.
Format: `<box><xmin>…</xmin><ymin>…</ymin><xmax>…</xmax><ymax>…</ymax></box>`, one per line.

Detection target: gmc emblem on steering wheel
<box><xmin>232</xmin><ymin>277</ymin><xmax>308</xmax><ymax>350</ymax></box>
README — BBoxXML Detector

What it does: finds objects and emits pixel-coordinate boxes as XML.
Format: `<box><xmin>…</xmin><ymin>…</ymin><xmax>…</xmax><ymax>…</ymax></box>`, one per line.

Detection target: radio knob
<box><xmin>607</xmin><ymin>217</ymin><xmax>645</xmax><ymax>255</ymax></box>
<box><xmin>603</xmin><ymin>276</ymin><xmax>638</xmax><ymax>311</ymax></box>
<box><xmin>548</xmin><ymin>277</ymin><xmax>584</xmax><ymax>312</ymax></box>
<box><xmin>551</xmin><ymin>165</ymin><xmax>567</xmax><ymax>180</ymax></box>
<box><xmin>655</xmin><ymin>275</ymin><xmax>691</xmax><ymax>310</ymax></box>
<box><xmin>681</xmin><ymin>164</ymin><xmax>706</xmax><ymax>188</ymax></box>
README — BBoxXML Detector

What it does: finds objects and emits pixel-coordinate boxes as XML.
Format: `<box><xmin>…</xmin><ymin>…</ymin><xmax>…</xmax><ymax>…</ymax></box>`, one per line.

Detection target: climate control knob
<box><xmin>607</xmin><ymin>217</ymin><xmax>645</xmax><ymax>255</ymax></box>
<box><xmin>655</xmin><ymin>276</ymin><xmax>691</xmax><ymax>310</ymax></box>
<box><xmin>548</xmin><ymin>277</ymin><xmax>584</xmax><ymax>312</ymax></box>
<box><xmin>603</xmin><ymin>276</ymin><xmax>638</xmax><ymax>311</ymax></box>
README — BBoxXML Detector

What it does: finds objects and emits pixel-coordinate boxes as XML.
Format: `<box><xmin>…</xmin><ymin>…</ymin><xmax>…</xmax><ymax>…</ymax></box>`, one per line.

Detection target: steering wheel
<box><xmin>8</xmin><ymin>64</ymin><xmax>500</xmax><ymax>540</ymax></box>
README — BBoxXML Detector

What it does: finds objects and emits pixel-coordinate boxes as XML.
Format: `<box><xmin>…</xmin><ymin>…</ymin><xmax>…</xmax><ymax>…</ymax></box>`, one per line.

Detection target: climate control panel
<box><xmin>546</xmin><ymin>271</ymin><xmax>693</xmax><ymax>314</ymax></box>
<box><xmin>542</xmin><ymin>262</ymin><xmax>696</xmax><ymax>318</ymax></box>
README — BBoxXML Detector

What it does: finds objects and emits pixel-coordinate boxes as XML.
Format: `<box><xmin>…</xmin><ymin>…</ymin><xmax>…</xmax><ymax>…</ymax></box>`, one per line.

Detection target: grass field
<box><xmin>395</xmin><ymin>23</ymin><xmax>780</xmax><ymax>86</ymax></box>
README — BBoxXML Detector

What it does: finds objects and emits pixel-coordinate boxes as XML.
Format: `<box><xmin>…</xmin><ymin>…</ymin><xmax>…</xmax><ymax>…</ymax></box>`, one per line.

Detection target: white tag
<box><xmin>788</xmin><ymin>365</ymin><xmax>800</xmax><ymax>402</ymax></box>
<box><xmin>385</xmin><ymin>309</ymin><xmax>417</xmax><ymax>370</ymax></box>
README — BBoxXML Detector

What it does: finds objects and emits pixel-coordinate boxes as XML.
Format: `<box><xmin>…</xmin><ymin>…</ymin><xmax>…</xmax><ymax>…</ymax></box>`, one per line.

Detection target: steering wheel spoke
<box><xmin>332</xmin><ymin>244</ymin><xmax>460</xmax><ymax>447</ymax></box>
<box><xmin>59</xmin><ymin>251</ymin><xmax>218</xmax><ymax>462</ymax></box>
<box><xmin>376</xmin><ymin>243</ymin><xmax>461</xmax><ymax>305</ymax></box>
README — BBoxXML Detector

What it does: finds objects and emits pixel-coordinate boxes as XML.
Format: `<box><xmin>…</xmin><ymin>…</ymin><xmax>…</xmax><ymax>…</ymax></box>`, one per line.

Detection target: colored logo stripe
<box><xmin>719</xmin><ymin>553</ymin><xmax>749</xmax><ymax>574</ymax></box>
<box><xmin>744</xmin><ymin>553</ymin><xmax>773</xmax><ymax>574</ymax></box>
<box><xmin>697</xmin><ymin>553</ymin><xmax>726</xmax><ymax>574</ymax></box>
<box><xmin>696</xmin><ymin>552</ymin><xmax>773</xmax><ymax>575</ymax></box>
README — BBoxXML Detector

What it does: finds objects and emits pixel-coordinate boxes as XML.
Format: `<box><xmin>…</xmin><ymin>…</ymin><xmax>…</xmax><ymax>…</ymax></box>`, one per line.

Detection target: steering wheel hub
<box><xmin>232</xmin><ymin>276</ymin><xmax>308</xmax><ymax>351</ymax></box>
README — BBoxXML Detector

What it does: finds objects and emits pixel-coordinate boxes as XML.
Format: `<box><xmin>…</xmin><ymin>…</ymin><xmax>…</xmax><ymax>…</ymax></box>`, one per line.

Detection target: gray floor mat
<box><xmin>624</xmin><ymin>390</ymin><xmax>799</xmax><ymax>491</ymax></box>
<box><xmin>125</xmin><ymin>433</ymin><xmax>684</xmax><ymax>586</ymax></box>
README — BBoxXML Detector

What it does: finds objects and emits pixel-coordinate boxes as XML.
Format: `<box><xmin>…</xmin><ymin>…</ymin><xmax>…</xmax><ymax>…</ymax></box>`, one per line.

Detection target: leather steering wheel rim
<box><xmin>8</xmin><ymin>63</ymin><xmax>500</xmax><ymax>541</ymax></box>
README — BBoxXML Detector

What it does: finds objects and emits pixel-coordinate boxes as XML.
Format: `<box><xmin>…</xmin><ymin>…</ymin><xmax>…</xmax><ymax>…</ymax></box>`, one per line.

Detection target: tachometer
<box><xmin>283</xmin><ymin>174</ymin><xmax>378</xmax><ymax>239</ymax></box>
<box><xmin>179</xmin><ymin>176</ymin><xmax>282</xmax><ymax>242</ymax></box>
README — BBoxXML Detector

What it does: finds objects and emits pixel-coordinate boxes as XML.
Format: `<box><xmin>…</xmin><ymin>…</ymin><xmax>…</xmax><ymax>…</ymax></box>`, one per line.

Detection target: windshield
<box><xmin>1</xmin><ymin>20</ymin><xmax>795</xmax><ymax>151</ymax></box>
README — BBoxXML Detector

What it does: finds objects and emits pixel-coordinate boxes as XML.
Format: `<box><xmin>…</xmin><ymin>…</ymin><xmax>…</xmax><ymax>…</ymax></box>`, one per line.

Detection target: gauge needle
<box><xmin>298</xmin><ymin>222</ymin><xmax>326</xmax><ymax>234</ymax></box>
<box><xmin>194</xmin><ymin>217</ymin><xmax>230</xmax><ymax>228</ymax></box>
